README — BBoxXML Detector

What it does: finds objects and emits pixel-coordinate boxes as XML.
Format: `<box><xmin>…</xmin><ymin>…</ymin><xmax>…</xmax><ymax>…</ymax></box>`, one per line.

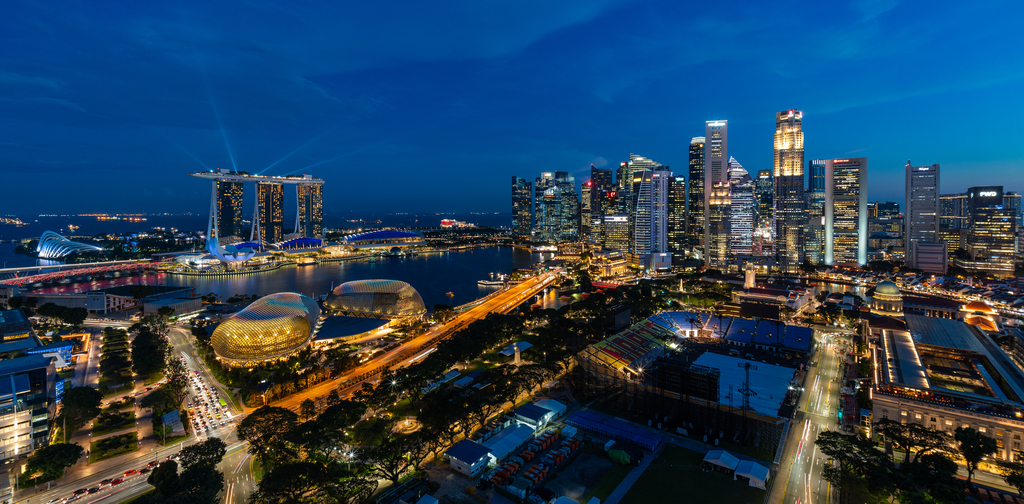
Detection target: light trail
<box><xmin>258</xmin><ymin>123</ymin><xmax>340</xmax><ymax>174</ymax></box>
<box><xmin>155</xmin><ymin>129</ymin><xmax>212</xmax><ymax>170</ymax></box>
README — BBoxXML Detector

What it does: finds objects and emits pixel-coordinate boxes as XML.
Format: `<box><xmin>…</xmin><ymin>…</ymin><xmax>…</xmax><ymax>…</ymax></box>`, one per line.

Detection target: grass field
<box><xmin>90</xmin><ymin>433</ymin><xmax>139</xmax><ymax>463</ymax></box>
<box><xmin>620</xmin><ymin>446</ymin><xmax>765</xmax><ymax>504</ymax></box>
<box><xmin>544</xmin><ymin>445</ymin><xmax>632</xmax><ymax>504</ymax></box>
<box><xmin>92</xmin><ymin>410</ymin><xmax>135</xmax><ymax>436</ymax></box>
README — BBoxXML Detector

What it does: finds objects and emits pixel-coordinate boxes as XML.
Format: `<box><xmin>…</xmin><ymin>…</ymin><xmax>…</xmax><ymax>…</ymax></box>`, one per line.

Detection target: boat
<box><xmin>446</xmin><ymin>292</ymin><xmax>455</xmax><ymax>297</ymax></box>
<box><xmin>558</xmin><ymin>295</ymin><xmax>572</xmax><ymax>301</ymax></box>
<box><xmin>478</xmin><ymin>280</ymin><xmax>504</xmax><ymax>286</ymax></box>
<box><xmin>530</xmin><ymin>303</ymin><xmax>542</xmax><ymax>309</ymax></box>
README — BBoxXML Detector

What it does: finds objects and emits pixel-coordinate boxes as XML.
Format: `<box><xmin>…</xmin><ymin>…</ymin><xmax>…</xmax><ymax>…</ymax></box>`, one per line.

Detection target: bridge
<box><xmin>0</xmin><ymin>260</ymin><xmax>155</xmax><ymax>286</ymax></box>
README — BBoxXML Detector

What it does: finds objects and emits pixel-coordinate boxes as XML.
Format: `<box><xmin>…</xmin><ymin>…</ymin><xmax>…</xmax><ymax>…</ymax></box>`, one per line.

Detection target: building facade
<box><xmin>774</xmin><ymin>110</ymin><xmax>805</xmax><ymax>272</ymax></box>
<box><xmin>941</xmin><ymin>193</ymin><xmax>968</xmax><ymax>229</ymax></box>
<box><xmin>824</xmin><ymin>158</ymin><xmax>868</xmax><ymax>266</ymax></box>
<box><xmin>957</xmin><ymin>186</ymin><xmax>1015</xmax><ymax>277</ymax></box>
<box><xmin>688</xmin><ymin>137</ymin><xmax>706</xmax><ymax>248</ymax></box>
<box><xmin>905</xmin><ymin>161</ymin><xmax>941</xmax><ymax>269</ymax></box>
<box><xmin>0</xmin><ymin>355</ymin><xmax>57</xmax><ymax>463</ymax></box>
<box><xmin>668</xmin><ymin>175</ymin><xmax>687</xmax><ymax>256</ymax></box>
<box><xmin>255</xmin><ymin>181</ymin><xmax>284</xmax><ymax>244</ymax></box>
<box><xmin>730</xmin><ymin>177</ymin><xmax>755</xmax><ymax>258</ymax></box>
<box><xmin>215</xmin><ymin>180</ymin><xmax>244</xmax><ymax>239</ymax></box>
<box><xmin>297</xmin><ymin>183</ymin><xmax>323</xmax><ymax>239</ymax></box>
<box><xmin>807</xmin><ymin>159</ymin><xmax>827</xmax><ymax>265</ymax></box>
<box><xmin>754</xmin><ymin>170</ymin><xmax>773</xmax><ymax>234</ymax></box>
<box><xmin>603</xmin><ymin>215</ymin><xmax>630</xmax><ymax>252</ymax></box>
<box><xmin>534</xmin><ymin>172</ymin><xmax>579</xmax><ymax>243</ymax></box>
<box><xmin>707</xmin><ymin>182</ymin><xmax>731</xmax><ymax>270</ymax></box>
<box><xmin>704</xmin><ymin>122</ymin><xmax>728</xmax><ymax>262</ymax></box>
<box><xmin>512</xmin><ymin>177</ymin><xmax>533</xmax><ymax>239</ymax></box>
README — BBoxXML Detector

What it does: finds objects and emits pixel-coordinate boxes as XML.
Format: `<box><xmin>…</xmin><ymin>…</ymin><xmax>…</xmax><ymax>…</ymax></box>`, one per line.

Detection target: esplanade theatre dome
<box><xmin>210</xmin><ymin>293</ymin><xmax>321</xmax><ymax>367</ymax></box>
<box><xmin>324</xmin><ymin>279</ymin><xmax>426</xmax><ymax>319</ymax></box>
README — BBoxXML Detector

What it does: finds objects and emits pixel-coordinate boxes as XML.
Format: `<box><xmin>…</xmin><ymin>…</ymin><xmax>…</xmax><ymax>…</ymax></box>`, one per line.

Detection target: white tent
<box><xmin>534</xmin><ymin>398</ymin><xmax>567</xmax><ymax>419</ymax></box>
<box><xmin>703</xmin><ymin>450</ymin><xmax>740</xmax><ymax>472</ymax></box>
<box><xmin>734</xmin><ymin>460</ymin><xmax>770</xmax><ymax>489</ymax></box>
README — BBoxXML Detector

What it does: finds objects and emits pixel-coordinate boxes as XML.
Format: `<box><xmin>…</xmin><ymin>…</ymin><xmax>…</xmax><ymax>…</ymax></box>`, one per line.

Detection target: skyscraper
<box><xmin>957</xmin><ymin>186</ymin><xmax>1015</xmax><ymax>276</ymax></box>
<box><xmin>824</xmin><ymin>158</ymin><xmax>868</xmax><ymax>266</ymax></box>
<box><xmin>1004</xmin><ymin>191</ymin><xmax>1022</xmax><ymax>229</ymax></box>
<box><xmin>512</xmin><ymin>177</ymin><xmax>533</xmax><ymax>239</ymax></box>
<box><xmin>589</xmin><ymin>165</ymin><xmax>614</xmax><ymax>241</ymax></box>
<box><xmin>603</xmin><ymin>215</ymin><xmax>630</xmax><ymax>252</ymax></box>
<box><xmin>581</xmin><ymin>181</ymin><xmax>593</xmax><ymax>241</ymax></box>
<box><xmin>707</xmin><ymin>181</ymin><xmax>731</xmax><ymax>270</ymax></box>
<box><xmin>754</xmin><ymin>170</ymin><xmax>773</xmax><ymax>233</ymax></box>
<box><xmin>557</xmin><ymin>173</ymin><xmax>580</xmax><ymax>242</ymax></box>
<box><xmin>876</xmin><ymin>202</ymin><xmax>901</xmax><ymax>218</ymax></box>
<box><xmin>600</xmin><ymin>190</ymin><xmax>619</xmax><ymax>245</ymax></box>
<box><xmin>668</xmin><ymin>175</ymin><xmax>687</xmax><ymax>256</ymax></box>
<box><xmin>774</xmin><ymin>109</ymin><xmax>805</xmax><ymax>272</ymax></box>
<box><xmin>297</xmin><ymin>183</ymin><xmax>323</xmax><ymax>239</ymax></box>
<box><xmin>687</xmin><ymin>137</ymin><xmax>705</xmax><ymax>246</ymax></box>
<box><xmin>216</xmin><ymin>180</ymin><xmax>244</xmax><ymax>239</ymax></box>
<box><xmin>533</xmin><ymin>171</ymin><xmax>578</xmax><ymax>243</ymax></box>
<box><xmin>255</xmin><ymin>182</ymin><xmax>284</xmax><ymax>244</ymax></box>
<box><xmin>534</xmin><ymin>173</ymin><xmax>556</xmax><ymax>241</ymax></box>
<box><xmin>704</xmin><ymin>121</ymin><xmax>727</xmax><ymax>264</ymax></box>
<box><xmin>905</xmin><ymin>161</ymin><xmax>941</xmax><ymax>269</ymax></box>
<box><xmin>940</xmin><ymin>193</ymin><xmax>968</xmax><ymax>229</ymax></box>
<box><xmin>806</xmin><ymin>159</ymin><xmax>827</xmax><ymax>264</ymax></box>
<box><xmin>730</xmin><ymin>176</ymin><xmax>755</xmax><ymax>258</ymax></box>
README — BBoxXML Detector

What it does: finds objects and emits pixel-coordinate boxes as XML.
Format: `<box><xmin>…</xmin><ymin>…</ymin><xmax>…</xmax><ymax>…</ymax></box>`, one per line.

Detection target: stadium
<box><xmin>210</xmin><ymin>292</ymin><xmax>322</xmax><ymax>367</ymax></box>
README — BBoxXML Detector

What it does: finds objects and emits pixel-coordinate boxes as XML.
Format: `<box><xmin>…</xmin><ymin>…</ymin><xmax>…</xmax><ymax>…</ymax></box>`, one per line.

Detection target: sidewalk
<box><xmin>602</xmin><ymin>438</ymin><xmax>666</xmax><ymax>504</ymax></box>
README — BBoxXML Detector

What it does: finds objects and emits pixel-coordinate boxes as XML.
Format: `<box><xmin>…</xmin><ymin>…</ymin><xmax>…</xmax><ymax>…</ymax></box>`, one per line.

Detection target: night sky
<box><xmin>3</xmin><ymin>0</ymin><xmax>1022</xmax><ymax>216</ymax></box>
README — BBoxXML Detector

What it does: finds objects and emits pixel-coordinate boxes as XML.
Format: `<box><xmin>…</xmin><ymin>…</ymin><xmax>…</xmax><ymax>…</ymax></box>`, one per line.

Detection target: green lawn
<box><xmin>90</xmin><ymin>433</ymin><xmax>139</xmax><ymax>463</ymax></box>
<box><xmin>716</xmin><ymin>439</ymin><xmax>774</xmax><ymax>464</ymax></box>
<box><xmin>620</xmin><ymin>446</ymin><xmax>765</xmax><ymax>504</ymax></box>
<box><xmin>578</xmin><ymin>445</ymin><xmax>634</xmax><ymax>503</ymax></box>
<box><xmin>144</xmin><ymin>372</ymin><xmax>165</xmax><ymax>386</ymax></box>
<box><xmin>92</xmin><ymin>410</ymin><xmax>135</xmax><ymax>436</ymax></box>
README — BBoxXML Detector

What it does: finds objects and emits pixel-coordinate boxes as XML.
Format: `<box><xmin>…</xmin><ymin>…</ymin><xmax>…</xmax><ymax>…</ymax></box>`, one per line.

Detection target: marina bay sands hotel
<box><xmin>190</xmin><ymin>169</ymin><xmax>324</xmax><ymax>253</ymax></box>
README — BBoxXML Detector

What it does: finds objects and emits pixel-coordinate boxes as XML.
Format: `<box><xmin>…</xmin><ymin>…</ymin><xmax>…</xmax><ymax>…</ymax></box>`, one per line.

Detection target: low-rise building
<box><xmin>0</xmin><ymin>355</ymin><xmax>58</xmax><ymax>462</ymax></box>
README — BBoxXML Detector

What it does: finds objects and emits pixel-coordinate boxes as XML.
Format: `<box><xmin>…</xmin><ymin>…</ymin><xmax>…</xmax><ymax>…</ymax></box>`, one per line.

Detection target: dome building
<box><xmin>210</xmin><ymin>293</ymin><xmax>321</xmax><ymax>367</ymax></box>
<box><xmin>870</xmin><ymin>280</ymin><xmax>903</xmax><ymax>317</ymax></box>
<box><xmin>324</xmin><ymin>279</ymin><xmax>426</xmax><ymax>319</ymax></box>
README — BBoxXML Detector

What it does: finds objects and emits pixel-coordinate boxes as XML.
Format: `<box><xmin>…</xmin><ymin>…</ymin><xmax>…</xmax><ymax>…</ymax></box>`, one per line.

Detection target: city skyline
<box><xmin>2</xmin><ymin>1</ymin><xmax>1022</xmax><ymax>215</ymax></box>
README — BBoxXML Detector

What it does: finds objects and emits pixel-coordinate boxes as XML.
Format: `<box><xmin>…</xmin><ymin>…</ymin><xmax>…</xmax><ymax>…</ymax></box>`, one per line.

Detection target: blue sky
<box><xmin>2</xmin><ymin>0</ymin><xmax>1022</xmax><ymax>216</ymax></box>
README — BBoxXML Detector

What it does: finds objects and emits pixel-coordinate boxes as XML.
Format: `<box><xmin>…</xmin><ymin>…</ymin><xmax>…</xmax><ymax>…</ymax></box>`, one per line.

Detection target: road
<box><xmin>770</xmin><ymin>332</ymin><xmax>849</xmax><ymax>504</ymax></box>
<box><xmin>273</xmin><ymin>271</ymin><xmax>559</xmax><ymax>412</ymax></box>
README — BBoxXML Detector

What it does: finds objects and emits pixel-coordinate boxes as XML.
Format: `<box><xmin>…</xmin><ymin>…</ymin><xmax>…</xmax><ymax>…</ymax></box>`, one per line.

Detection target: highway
<box><xmin>770</xmin><ymin>332</ymin><xmax>850</xmax><ymax>504</ymax></box>
<box><xmin>273</xmin><ymin>271</ymin><xmax>559</xmax><ymax>412</ymax></box>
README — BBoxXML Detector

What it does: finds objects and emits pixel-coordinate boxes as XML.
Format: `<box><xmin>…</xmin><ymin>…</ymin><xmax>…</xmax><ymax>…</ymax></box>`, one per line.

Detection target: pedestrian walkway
<box><xmin>602</xmin><ymin>437</ymin><xmax>665</xmax><ymax>504</ymax></box>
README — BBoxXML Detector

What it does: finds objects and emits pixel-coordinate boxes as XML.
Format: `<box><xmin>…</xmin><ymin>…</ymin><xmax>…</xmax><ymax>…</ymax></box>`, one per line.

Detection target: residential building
<box><xmin>511</xmin><ymin>177</ymin><xmax>532</xmax><ymax>239</ymax></box>
<box><xmin>215</xmin><ymin>180</ymin><xmax>244</xmax><ymax>239</ymax></box>
<box><xmin>824</xmin><ymin>158</ymin><xmax>868</xmax><ymax>266</ymax></box>
<box><xmin>773</xmin><ymin>110</ymin><xmax>805</xmax><ymax>272</ymax></box>
<box><xmin>688</xmin><ymin>137</ymin><xmax>706</xmax><ymax>247</ymax></box>
<box><xmin>905</xmin><ymin>161</ymin><xmax>941</xmax><ymax>269</ymax></box>
<box><xmin>255</xmin><ymin>181</ymin><xmax>284</xmax><ymax>244</ymax></box>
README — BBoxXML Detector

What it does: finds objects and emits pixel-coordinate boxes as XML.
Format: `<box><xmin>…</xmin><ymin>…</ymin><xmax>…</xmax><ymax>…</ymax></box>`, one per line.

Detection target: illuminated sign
<box><xmin>979</xmin><ymin>191</ymin><xmax>997</xmax><ymax>197</ymax></box>
<box><xmin>832</xmin><ymin>159</ymin><xmax>850</xmax><ymax>163</ymax></box>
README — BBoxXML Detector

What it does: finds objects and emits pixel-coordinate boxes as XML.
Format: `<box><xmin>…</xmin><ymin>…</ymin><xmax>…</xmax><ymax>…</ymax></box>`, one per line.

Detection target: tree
<box><xmin>300</xmin><ymin>399</ymin><xmax>317</xmax><ymax>421</ymax></box>
<box><xmin>163</xmin><ymin>357</ymin><xmax>191</xmax><ymax>408</ymax></box>
<box><xmin>816</xmin><ymin>431</ymin><xmax>897</xmax><ymax>502</ymax></box>
<box><xmin>25</xmin><ymin>443</ymin><xmax>84</xmax><ymax>481</ymax></box>
<box><xmin>147</xmin><ymin>460</ymin><xmax>180</xmax><ymax>496</ymax></box>
<box><xmin>6</xmin><ymin>296</ymin><xmax>23</xmax><ymax>309</ymax></box>
<box><xmin>251</xmin><ymin>461</ymin><xmax>376</xmax><ymax>504</ymax></box>
<box><xmin>60</xmin><ymin>386</ymin><xmax>103</xmax><ymax>436</ymax></box>
<box><xmin>1000</xmin><ymin>460</ymin><xmax>1024</xmax><ymax>497</ymax></box>
<box><xmin>143</xmin><ymin>439</ymin><xmax>227</xmax><ymax>504</ymax></box>
<box><xmin>156</xmin><ymin>306</ymin><xmax>176</xmax><ymax>320</ymax></box>
<box><xmin>131</xmin><ymin>326</ymin><xmax>170</xmax><ymax>378</ymax></box>
<box><xmin>237</xmin><ymin>406</ymin><xmax>298</xmax><ymax>469</ymax></box>
<box><xmin>955</xmin><ymin>426</ymin><xmax>998</xmax><ymax>488</ymax></box>
<box><xmin>130</xmin><ymin>285</ymin><xmax>153</xmax><ymax>300</ymax></box>
<box><xmin>874</xmin><ymin>418</ymin><xmax>951</xmax><ymax>464</ymax></box>
<box><xmin>369</xmin><ymin>434</ymin><xmax>411</xmax><ymax>484</ymax></box>
<box><xmin>179</xmin><ymin>437</ymin><xmax>227</xmax><ymax>470</ymax></box>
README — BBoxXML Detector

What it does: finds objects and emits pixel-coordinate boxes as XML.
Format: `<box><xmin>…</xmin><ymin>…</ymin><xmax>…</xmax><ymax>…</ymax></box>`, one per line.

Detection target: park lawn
<box><xmin>251</xmin><ymin>457</ymin><xmax>264</xmax><ymax>481</ymax></box>
<box><xmin>92</xmin><ymin>410</ymin><xmax>136</xmax><ymax>436</ymax></box>
<box><xmin>160</xmin><ymin>433</ymin><xmax>190</xmax><ymax>446</ymax></box>
<box><xmin>716</xmin><ymin>439</ymin><xmax>774</xmax><ymax>464</ymax></box>
<box><xmin>579</xmin><ymin>455</ymin><xmax>633</xmax><ymax>503</ymax></box>
<box><xmin>619</xmin><ymin>446</ymin><xmax>765</xmax><ymax>504</ymax></box>
<box><xmin>121</xmin><ymin>489</ymin><xmax>154</xmax><ymax>504</ymax></box>
<box><xmin>57</xmin><ymin>370</ymin><xmax>75</xmax><ymax>379</ymax></box>
<box><xmin>90</xmin><ymin>433</ymin><xmax>139</xmax><ymax>463</ymax></box>
<box><xmin>144</xmin><ymin>372</ymin><xmax>165</xmax><ymax>386</ymax></box>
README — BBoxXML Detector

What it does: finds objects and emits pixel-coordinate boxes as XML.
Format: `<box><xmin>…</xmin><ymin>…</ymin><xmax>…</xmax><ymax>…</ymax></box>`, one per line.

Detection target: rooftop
<box><xmin>692</xmin><ymin>352</ymin><xmax>796</xmax><ymax>418</ymax></box>
<box><xmin>0</xmin><ymin>309</ymin><xmax>31</xmax><ymax>336</ymax></box>
<box><xmin>445</xmin><ymin>440</ymin><xmax>491</xmax><ymax>463</ymax></box>
<box><xmin>314</xmin><ymin>316</ymin><xmax>389</xmax><ymax>341</ymax></box>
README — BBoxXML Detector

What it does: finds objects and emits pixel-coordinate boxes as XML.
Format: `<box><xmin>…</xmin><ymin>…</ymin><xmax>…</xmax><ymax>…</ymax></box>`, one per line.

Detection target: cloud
<box><xmin>0</xmin><ymin>71</ymin><xmax>60</xmax><ymax>90</ymax></box>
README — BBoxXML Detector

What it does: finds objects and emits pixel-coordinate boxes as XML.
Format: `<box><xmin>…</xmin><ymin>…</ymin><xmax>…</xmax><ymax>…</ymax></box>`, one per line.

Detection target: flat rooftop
<box><xmin>315</xmin><ymin>316</ymin><xmax>388</xmax><ymax>341</ymax></box>
<box><xmin>693</xmin><ymin>352</ymin><xmax>796</xmax><ymax>418</ymax></box>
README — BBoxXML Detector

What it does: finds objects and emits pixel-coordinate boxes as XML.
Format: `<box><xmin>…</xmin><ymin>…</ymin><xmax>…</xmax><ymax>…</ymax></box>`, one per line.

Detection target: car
<box><xmin>100</xmin><ymin>479</ymin><xmax>113</xmax><ymax>486</ymax></box>
<box><xmin>145</xmin><ymin>387</ymin><xmax>152</xmax><ymax>391</ymax></box>
<box><xmin>147</xmin><ymin>461</ymin><xmax>160</xmax><ymax>468</ymax></box>
<box><xmin>140</xmin><ymin>468</ymin><xmax>151</xmax><ymax>474</ymax></box>
<box><xmin>111</xmin><ymin>478</ymin><xmax>124</xmax><ymax>486</ymax></box>
<box><xmin>73</xmin><ymin>488</ymin><xmax>88</xmax><ymax>495</ymax></box>
<box><xmin>124</xmin><ymin>469</ymin><xmax>138</xmax><ymax>477</ymax></box>
<box><xmin>87</xmin><ymin>488</ymin><xmax>100</xmax><ymax>494</ymax></box>
<box><xmin>45</xmin><ymin>499</ymin><xmax>62</xmax><ymax>504</ymax></box>
<box><xmin>64</xmin><ymin>497</ymin><xmax>80</xmax><ymax>503</ymax></box>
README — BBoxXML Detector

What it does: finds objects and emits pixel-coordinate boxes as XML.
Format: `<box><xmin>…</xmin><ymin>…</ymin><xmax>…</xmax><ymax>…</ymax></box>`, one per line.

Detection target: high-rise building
<box><xmin>824</xmin><ymin>158</ymin><xmax>868</xmax><ymax>266</ymax></box>
<box><xmin>806</xmin><ymin>159</ymin><xmax>827</xmax><ymax>265</ymax></box>
<box><xmin>707</xmin><ymin>181</ymin><xmax>731</xmax><ymax>270</ymax></box>
<box><xmin>603</xmin><ymin>215</ymin><xmax>630</xmax><ymax>252</ymax></box>
<box><xmin>905</xmin><ymin>161</ymin><xmax>941</xmax><ymax>269</ymax></box>
<box><xmin>512</xmin><ymin>177</ymin><xmax>533</xmax><ymax>239</ymax></box>
<box><xmin>533</xmin><ymin>172</ymin><xmax>578</xmax><ymax>243</ymax></box>
<box><xmin>599</xmin><ymin>190</ymin><xmax>619</xmax><ymax>245</ymax></box>
<box><xmin>773</xmin><ymin>109</ymin><xmax>805</xmax><ymax>272</ymax></box>
<box><xmin>754</xmin><ymin>170</ymin><xmax>773</xmax><ymax>232</ymax></box>
<box><xmin>1005</xmin><ymin>191</ymin><xmax>1022</xmax><ymax>229</ymax></box>
<box><xmin>0</xmin><ymin>353</ymin><xmax>57</xmax><ymax>464</ymax></box>
<box><xmin>215</xmin><ymin>180</ymin><xmax>244</xmax><ymax>239</ymax></box>
<box><xmin>297</xmin><ymin>183</ymin><xmax>324</xmax><ymax>239</ymax></box>
<box><xmin>668</xmin><ymin>175</ymin><xmax>687</xmax><ymax>256</ymax></box>
<box><xmin>254</xmin><ymin>182</ymin><xmax>284</xmax><ymax>244</ymax></box>
<box><xmin>875</xmin><ymin>202</ymin><xmax>900</xmax><ymax>218</ymax></box>
<box><xmin>591</xmin><ymin>165</ymin><xmax>614</xmax><ymax>194</ymax></box>
<box><xmin>630</xmin><ymin>167</ymin><xmax>670</xmax><ymax>259</ymax></box>
<box><xmin>617</xmin><ymin>161</ymin><xmax>630</xmax><ymax>192</ymax></box>
<box><xmin>587</xmin><ymin>165</ymin><xmax>614</xmax><ymax>242</ymax></box>
<box><xmin>730</xmin><ymin>176</ymin><xmax>755</xmax><ymax>258</ymax></box>
<box><xmin>704</xmin><ymin>121</ymin><xmax>728</xmax><ymax>264</ymax></box>
<box><xmin>940</xmin><ymin>193</ymin><xmax>968</xmax><ymax>229</ymax></box>
<box><xmin>687</xmin><ymin>137</ymin><xmax>706</xmax><ymax>247</ymax></box>
<box><xmin>581</xmin><ymin>181</ymin><xmax>593</xmax><ymax>241</ymax></box>
<box><xmin>956</xmin><ymin>186</ymin><xmax>1015</xmax><ymax>277</ymax></box>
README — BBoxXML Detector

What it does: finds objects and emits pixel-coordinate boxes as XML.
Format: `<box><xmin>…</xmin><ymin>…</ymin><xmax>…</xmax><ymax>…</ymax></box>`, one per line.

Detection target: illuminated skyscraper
<box><xmin>215</xmin><ymin>180</ymin><xmax>244</xmax><ymax>239</ymax></box>
<box><xmin>668</xmin><ymin>175</ymin><xmax>687</xmax><ymax>255</ymax></box>
<box><xmin>512</xmin><ymin>177</ymin><xmax>533</xmax><ymax>239</ymax></box>
<box><xmin>824</xmin><ymin>158</ymin><xmax>868</xmax><ymax>266</ymax></box>
<box><xmin>905</xmin><ymin>161</ymin><xmax>941</xmax><ymax>269</ymax></box>
<box><xmin>254</xmin><ymin>182</ymin><xmax>283</xmax><ymax>244</ymax></box>
<box><xmin>581</xmin><ymin>181</ymin><xmax>593</xmax><ymax>240</ymax></box>
<box><xmin>956</xmin><ymin>186</ymin><xmax>1015</xmax><ymax>276</ymax></box>
<box><xmin>603</xmin><ymin>215</ymin><xmax>630</xmax><ymax>252</ymax></box>
<box><xmin>297</xmin><ymin>183</ymin><xmax>323</xmax><ymax>239</ymax></box>
<box><xmin>687</xmin><ymin>137</ymin><xmax>705</xmax><ymax>245</ymax></box>
<box><xmin>703</xmin><ymin>121</ymin><xmax>727</xmax><ymax>263</ymax></box>
<box><xmin>730</xmin><ymin>176</ymin><xmax>755</xmax><ymax>258</ymax></box>
<box><xmin>941</xmin><ymin>193</ymin><xmax>968</xmax><ymax>229</ymax></box>
<box><xmin>600</xmin><ymin>190</ymin><xmax>619</xmax><ymax>245</ymax></box>
<box><xmin>588</xmin><ymin>165</ymin><xmax>614</xmax><ymax>241</ymax></box>
<box><xmin>1004</xmin><ymin>191</ymin><xmax>1022</xmax><ymax>229</ymax></box>
<box><xmin>773</xmin><ymin>109</ymin><xmax>805</xmax><ymax>272</ymax></box>
<box><xmin>754</xmin><ymin>170</ymin><xmax>773</xmax><ymax>232</ymax></box>
<box><xmin>707</xmin><ymin>181</ymin><xmax>731</xmax><ymax>270</ymax></box>
<box><xmin>806</xmin><ymin>159</ymin><xmax>826</xmax><ymax>264</ymax></box>
<box><xmin>533</xmin><ymin>171</ymin><xmax>578</xmax><ymax>242</ymax></box>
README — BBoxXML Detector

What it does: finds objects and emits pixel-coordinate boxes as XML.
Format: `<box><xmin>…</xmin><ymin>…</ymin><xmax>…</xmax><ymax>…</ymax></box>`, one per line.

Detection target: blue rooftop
<box><xmin>514</xmin><ymin>403</ymin><xmax>552</xmax><ymax>422</ymax></box>
<box><xmin>445</xmin><ymin>440</ymin><xmax>491</xmax><ymax>463</ymax></box>
<box><xmin>277</xmin><ymin>237</ymin><xmax>323</xmax><ymax>249</ymax></box>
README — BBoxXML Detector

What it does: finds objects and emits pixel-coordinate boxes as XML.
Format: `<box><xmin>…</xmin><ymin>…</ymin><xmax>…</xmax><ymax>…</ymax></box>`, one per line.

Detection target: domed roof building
<box><xmin>210</xmin><ymin>293</ymin><xmax>321</xmax><ymax>367</ymax></box>
<box><xmin>324</xmin><ymin>279</ymin><xmax>426</xmax><ymax>319</ymax></box>
<box><xmin>870</xmin><ymin>280</ymin><xmax>903</xmax><ymax>317</ymax></box>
